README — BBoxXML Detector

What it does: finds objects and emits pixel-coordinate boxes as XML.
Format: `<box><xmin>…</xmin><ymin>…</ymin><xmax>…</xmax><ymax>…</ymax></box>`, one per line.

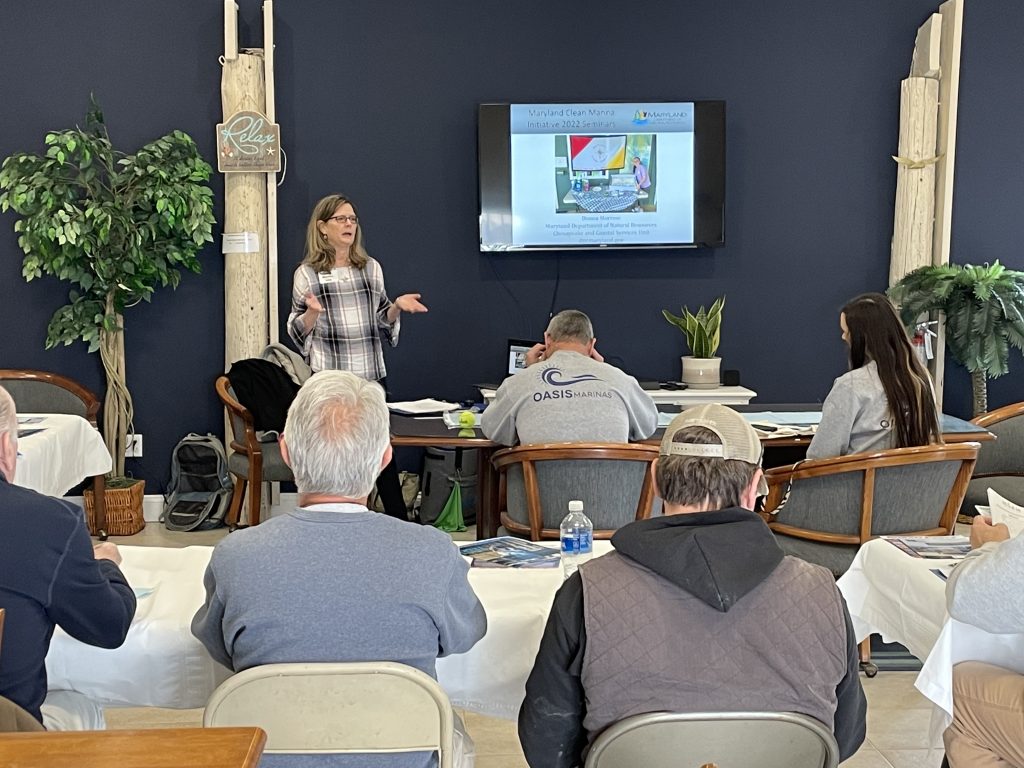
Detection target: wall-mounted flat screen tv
<box><xmin>478</xmin><ymin>101</ymin><xmax>725</xmax><ymax>251</ymax></box>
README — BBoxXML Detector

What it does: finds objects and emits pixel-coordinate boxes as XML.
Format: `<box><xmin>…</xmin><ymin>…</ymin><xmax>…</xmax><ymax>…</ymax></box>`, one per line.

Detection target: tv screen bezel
<box><xmin>478</xmin><ymin>100</ymin><xmax>726</xmax><ymax>252</ymax></box>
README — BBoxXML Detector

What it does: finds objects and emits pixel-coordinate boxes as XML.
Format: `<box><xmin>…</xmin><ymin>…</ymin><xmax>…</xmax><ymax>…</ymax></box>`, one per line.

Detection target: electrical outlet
<box><xmin>125</xmin><ymin>434</ymin><xmax>143</xmax><ymax>458</ymax></box>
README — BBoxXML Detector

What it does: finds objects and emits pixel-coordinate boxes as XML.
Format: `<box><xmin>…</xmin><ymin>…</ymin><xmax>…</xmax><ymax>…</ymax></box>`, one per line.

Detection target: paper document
<box><xmin>742</xmin><ymin>411</ymin><xmax>823</xmax><ymax>426</ymax></box>
<box><xmin>459</xmin><ymin>537</ymin><xmax>560</xmax><ymax>568</ymax></box>
<box><xmin>741</xmin><ymin>412</ymin><xmax>820</xmax><ymax>438</ymax></box>
<box><xmin>987</xmin><ymin>489</ymin><xmax>1024</xmax><ymax>538</ymax></box>
<box><xmin>387</xmin><ymin>399</ymin><xmax>460</xmax><ymax>416</ymax></box>
<box><xmin>886</xmin><ymin>535</ymin><xmax>972</xmax><ymax>559</ymax></box>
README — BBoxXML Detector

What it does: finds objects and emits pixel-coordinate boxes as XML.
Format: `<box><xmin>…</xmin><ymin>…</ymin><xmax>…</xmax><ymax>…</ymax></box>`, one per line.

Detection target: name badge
<box><xmin>318</xmin><ymin>271</ymin><xmax>338</xmax><ymax>284</ymax></box>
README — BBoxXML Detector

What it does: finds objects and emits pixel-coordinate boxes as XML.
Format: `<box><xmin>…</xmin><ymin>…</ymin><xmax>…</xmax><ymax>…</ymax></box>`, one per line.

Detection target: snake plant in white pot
<box><xmin>662</xmin><ymin>296</ymin><xmax>724</xmax><ymax>389</ymax></box>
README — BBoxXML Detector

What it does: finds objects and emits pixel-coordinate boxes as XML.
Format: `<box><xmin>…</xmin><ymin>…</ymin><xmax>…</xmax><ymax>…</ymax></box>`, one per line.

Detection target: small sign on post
<box><xmin>217</xmin><ymin>110</ymin><xmax>281</xmax><ymax>173</ymax></box>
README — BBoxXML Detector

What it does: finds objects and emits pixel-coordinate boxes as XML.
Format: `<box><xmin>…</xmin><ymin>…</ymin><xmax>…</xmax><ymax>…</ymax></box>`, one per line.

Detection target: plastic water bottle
<box><xmin>560</xmin><ymin>500</ymin><xmax>593</xmax><ymax>580</ymax></box>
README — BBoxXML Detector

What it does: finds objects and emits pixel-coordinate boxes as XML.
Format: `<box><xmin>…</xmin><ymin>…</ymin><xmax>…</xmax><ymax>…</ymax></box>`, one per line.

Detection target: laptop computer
<box><xmin>477</xmin><ymin>338</ymin><xmax>541</xmax><ymax>391</ymax></box>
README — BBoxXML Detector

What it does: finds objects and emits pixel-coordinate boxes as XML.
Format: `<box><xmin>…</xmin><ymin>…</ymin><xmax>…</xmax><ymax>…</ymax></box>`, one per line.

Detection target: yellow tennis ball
<box><xmin>459</xmin><ymin>411</ymin><xmax>476</xmax><ymax>427</ymax></box>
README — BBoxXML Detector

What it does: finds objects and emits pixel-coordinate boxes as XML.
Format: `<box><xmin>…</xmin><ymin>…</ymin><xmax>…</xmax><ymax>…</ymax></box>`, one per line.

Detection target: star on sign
<box><xmin>266</xmin><ymin>147</ymin><xmax>275</xmax><ymax>155</ymax></box>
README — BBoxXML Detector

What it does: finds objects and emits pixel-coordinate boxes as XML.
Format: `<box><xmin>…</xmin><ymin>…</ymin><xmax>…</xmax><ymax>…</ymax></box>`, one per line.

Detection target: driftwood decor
<box><xmin>888</xmin><ymin>0</ymin><xmax>964</xmax><ymax>405</ymax></box>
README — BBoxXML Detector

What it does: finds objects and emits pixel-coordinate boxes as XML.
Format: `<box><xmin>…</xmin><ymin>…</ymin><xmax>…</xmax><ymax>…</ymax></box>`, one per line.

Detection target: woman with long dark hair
<box><xmin>807</xmin><ymin>292</ymin><xmax>940</xmax><ymax>459</ymax></box>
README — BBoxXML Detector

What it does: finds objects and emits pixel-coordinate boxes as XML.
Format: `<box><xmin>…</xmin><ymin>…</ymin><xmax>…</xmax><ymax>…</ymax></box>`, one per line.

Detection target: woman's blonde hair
<box><xmin>303</xmin><ymin>194</ymin><xmax>369</xmax><ymax>271</ymax></box>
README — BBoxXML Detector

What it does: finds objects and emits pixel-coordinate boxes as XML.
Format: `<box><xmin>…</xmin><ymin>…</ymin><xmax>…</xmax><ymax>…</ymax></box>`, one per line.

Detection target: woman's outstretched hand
<box><xmin>395</xmin><ymin>293</ymin><xmax>429</xmax><ymax>313</ymax></box>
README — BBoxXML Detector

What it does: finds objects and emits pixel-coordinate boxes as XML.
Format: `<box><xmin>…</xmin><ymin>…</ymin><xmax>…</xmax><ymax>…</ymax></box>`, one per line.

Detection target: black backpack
<box><xmin>162</xmin><ymin>433</ymin><xmax>233</xmax><ymax>532</ymax></box>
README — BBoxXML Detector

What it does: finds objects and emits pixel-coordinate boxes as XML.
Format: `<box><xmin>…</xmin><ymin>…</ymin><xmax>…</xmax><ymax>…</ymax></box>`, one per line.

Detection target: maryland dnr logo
<box><xmin>632</xmin><ymin>110</ymin><xmax>650</xmax><ymax>125</ymax></box>
<box><xmin>541</xmin><ymin>368</ymin><xmax>599</xmax><ymax>387</ymax></box>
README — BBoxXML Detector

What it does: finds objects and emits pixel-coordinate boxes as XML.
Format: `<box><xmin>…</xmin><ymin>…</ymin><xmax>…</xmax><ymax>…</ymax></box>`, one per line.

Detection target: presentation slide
<box><xmin>509</xmin><ymin>103</ymin><xmax>694</xmax><ymax>247</ymax></box>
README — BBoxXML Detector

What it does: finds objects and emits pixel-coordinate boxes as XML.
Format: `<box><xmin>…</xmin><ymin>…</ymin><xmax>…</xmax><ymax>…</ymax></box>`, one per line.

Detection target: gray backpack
<box><xmin>162</xmin><ymin>433</ymin><xmax>233</xmax><ymax>532</ymax></box>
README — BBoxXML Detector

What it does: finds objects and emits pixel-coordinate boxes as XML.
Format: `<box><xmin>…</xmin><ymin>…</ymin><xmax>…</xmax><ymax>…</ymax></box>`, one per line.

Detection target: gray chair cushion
<box><xmin>505</xmin><ymin>459</ymin><xmax>655</xmax><ymax>532</ymax></box>
<box><xmin>974</xmin><ymin>414</ymin><xmax>1024</xmax><ymax>476</ymax></box>
<box><xmin>773</xmin><ymin>535</ymin><xmax>859</xmax><ymax>579</ymax></box>
<box><xmin>962</xmin><ymin>475</ymin><xmax>1024</xmax><ymax>514</ymax></box>
<box><xmin>771</xmin><ymin>459</ymin><xmax>963</xmax><ymax>577</ymax></box>
<box><xmin>3</xmin><ymin>380</ymin><xmax>89</xmax><ymax>419</ymax></box>
<box><xmin>228</xmin><ymin>441</ymin><xmax>293</xmax><ymax>483</ymax></box>
<box><xmin>772</xmin><ymin>461</ymin><xmax>960</xmax><ymax>537</ymax></box>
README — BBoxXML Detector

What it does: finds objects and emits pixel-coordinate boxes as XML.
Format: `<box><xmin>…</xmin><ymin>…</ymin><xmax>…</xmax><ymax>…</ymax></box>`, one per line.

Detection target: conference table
<box><xmin>15</xmin><ymin>414</ymin><xmax>111</xmax><ymax>498</ymax></box>
<box><xmin>391</xmin><ymin>408</ymin><xmax>992</xmax><ymax>539</ymax></box>
<box><xmin>15</xmin><ymin>413</ymin><xmax>111</xmax><ymax>532</ymax></box>
<box><xmin>0</xmin><ymin>727</ymin><xmax>266</xmax><ymax>768</ymax></box>
<box><xmin>838</xmin><ymin>537</ymin><xmax>1024</xmax><ymax>734</ymax></box>
<box><xmin>46</xmin><ymin>542</ymin><xmax>613</xmax><ymax>719</ymax></box>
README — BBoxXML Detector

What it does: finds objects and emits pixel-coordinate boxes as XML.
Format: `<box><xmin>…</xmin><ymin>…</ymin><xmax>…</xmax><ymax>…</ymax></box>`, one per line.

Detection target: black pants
<box><xmin>375</xmin><ymin>455</ymin><xmax>408</xmax><ymax>520</ymax></box>
<box><xmin>375</xmin><ymin>377</ymin><xmax>410</xmax><ymax>521</ymax></box>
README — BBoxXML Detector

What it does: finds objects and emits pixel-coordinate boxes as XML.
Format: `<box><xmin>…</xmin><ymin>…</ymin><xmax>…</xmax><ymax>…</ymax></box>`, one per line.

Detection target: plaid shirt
<box><xmin>287</xmin><ymin>259</ymin><xmax>400</xmax><ymax>381</ymax></box>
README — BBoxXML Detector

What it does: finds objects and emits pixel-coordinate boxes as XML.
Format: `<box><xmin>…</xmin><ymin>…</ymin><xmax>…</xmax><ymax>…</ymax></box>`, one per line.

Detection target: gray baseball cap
<box><xmin>660</xmin><ymin>404</ymin><xmax>769</xmax><ymax>497</ymax></box>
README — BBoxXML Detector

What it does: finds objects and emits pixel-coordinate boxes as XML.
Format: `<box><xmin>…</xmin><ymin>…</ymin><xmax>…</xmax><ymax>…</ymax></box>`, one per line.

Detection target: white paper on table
<box><xmin>387</xmin><ymin>398</ymin><xmax>460</xmax><ymax>415</ymax></box>
<box><xmin>987</xmin><ymin>489</ymin><xmax>1024</xmax><ymax>538</ymax></box>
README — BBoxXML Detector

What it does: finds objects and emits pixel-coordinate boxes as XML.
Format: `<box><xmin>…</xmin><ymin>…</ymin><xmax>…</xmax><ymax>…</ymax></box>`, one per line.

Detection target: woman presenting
<box><xmin>288</xmin><ymin>194</ymin><xmax>427</xmax><ymax>518</ymax></box>
<box><xmin>807</xmin><ymin>292</ymin><xmax>940</xmax><ymax>460</ymax></box>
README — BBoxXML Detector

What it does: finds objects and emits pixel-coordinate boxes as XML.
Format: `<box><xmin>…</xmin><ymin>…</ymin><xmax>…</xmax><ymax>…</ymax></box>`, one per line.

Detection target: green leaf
<box><xmin>0</xmin><ymin>97</ymin><xmax>217</xmax><ymax>447</ymax></box>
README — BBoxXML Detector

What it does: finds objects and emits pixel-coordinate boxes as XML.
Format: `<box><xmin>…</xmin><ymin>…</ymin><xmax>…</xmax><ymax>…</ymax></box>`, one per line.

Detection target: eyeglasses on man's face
<box><xmin>327</xmin><ymin>215</ymin><xmax>359</xmax><ymax>225</ymax></box>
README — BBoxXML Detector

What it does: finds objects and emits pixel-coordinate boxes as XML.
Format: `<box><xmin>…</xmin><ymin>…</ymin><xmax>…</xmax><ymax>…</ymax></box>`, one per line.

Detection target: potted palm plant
<box><xmin>662</xmin><ymin>296</ymin><xmax>725</xmax><ymax>389</ymax></box>
<box><xmin>888</xmin><ymin>262</ymin><xmax>1024</xmax><ymax>416</ymax></box>
<box><xmin>0</xmin><ymin>98</ymin><xmax>215</xmax><ymax>531</ymax></box>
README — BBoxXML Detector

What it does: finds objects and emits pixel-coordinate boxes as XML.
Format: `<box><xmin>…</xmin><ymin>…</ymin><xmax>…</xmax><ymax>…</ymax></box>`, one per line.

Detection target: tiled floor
<box><xmin>103</xmin><ymin>524</ymin><xmax>950</xmax><ymax>767</ymax></box>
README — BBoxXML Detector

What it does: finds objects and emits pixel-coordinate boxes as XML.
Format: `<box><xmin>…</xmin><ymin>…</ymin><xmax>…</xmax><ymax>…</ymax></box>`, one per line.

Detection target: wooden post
<box><xmin>222</xmin><ymin>52</ymin><xmax>269</xmax><ymax>369</ymax></box>
<box><xmin>928</xmin><ymin>0</ymin><xmax>965</xmax><ymax>406</ymax></box>
<box><xmin>889</xmin><ymin>77</ymin><xmax>939</xmax><ymax>286</ymax></box>
<box><xmin>889</xmin><ymin>1</ymin><xmax>964</xmax><ymax>407</ymax></box>
<box><xmin>264</xmin><ymin>0</ymin><xmax>280</xmax><ymax>346</ymax></box>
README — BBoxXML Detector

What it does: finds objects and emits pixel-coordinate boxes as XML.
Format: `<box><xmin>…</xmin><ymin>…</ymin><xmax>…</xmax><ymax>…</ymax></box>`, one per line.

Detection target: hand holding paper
<box><xmin>987</xmin><ymin>488</ymin><xmax>1024</xmax><ymax>539</ymax></box>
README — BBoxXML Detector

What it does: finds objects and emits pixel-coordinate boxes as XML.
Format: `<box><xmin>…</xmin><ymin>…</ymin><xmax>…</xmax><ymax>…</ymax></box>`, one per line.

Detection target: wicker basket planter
<box><xmin>84</xmin><ymin>479</ymin><xmax>146</xmax><ymax>536</ymax></box>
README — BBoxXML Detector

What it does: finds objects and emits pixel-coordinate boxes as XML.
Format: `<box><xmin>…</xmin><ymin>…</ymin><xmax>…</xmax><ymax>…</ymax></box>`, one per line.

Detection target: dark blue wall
<box><xmin>2</xmin><ymin>1</ymin><xmax>1021</xmax><ymax>489</ymax></box>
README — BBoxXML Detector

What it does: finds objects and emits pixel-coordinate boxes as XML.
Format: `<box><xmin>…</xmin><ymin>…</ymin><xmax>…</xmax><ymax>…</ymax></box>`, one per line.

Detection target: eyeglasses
<box><xmin>327</xmin><ymin>215</ymin><xmax>359</xmax><ymax>225</ymax></box>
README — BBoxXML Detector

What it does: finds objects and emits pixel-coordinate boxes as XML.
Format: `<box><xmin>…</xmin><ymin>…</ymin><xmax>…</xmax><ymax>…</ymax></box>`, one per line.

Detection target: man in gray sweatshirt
<box><xmin>943</xmin><ymin>515</ymin><xmax>1024</xmax><ymax>767</ymax></box>
<box><xmin>192</xmin><ymin>371</ymin><xmax>487</xmax><ymax>768</ymax></box>
<box><xmin>481</xmin><ymin>309</ymin><xmax>658</xmax><ymax>446</ymax></box>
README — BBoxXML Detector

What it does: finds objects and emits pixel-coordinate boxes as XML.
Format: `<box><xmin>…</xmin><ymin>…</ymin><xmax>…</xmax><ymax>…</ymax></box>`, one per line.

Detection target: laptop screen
<box><xmin>506</xmin><ymin>338</ymin><xmax>539</xmax><ymax>376</ymax></box>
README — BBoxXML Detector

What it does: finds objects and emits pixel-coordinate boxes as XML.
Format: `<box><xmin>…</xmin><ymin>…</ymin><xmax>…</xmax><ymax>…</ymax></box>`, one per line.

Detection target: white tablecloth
<box><xmin>46</xmin><ymin>546</ymin><xmax>229</xmax><ymax>709</ymax></box>
<box><xmin>16</xmin><ymin>413</ymin><xmax>111</xmax><ymax>496</ymax></box>
<box><xmin>838</xmin><ymin>538</ymin><xmax>1024</xmax><ymax>726</ymax></box>
<box><xmin>46</xmin><ymin>541</ymin><xmax>613</xmax><ymax>716</ymax></box>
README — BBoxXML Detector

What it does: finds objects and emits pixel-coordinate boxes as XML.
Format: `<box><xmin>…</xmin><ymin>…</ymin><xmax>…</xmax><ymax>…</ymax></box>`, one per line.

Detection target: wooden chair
<box><xmin>762</xmin><ymin>443</ymin><xmax>979</xmax><ymax>577</ymax></box>
<box><xmin>215</xmin><ymin>375</ymin><xmax>293</xmax><ymax>527</ymax></box>
<box><xmin>762</xmin><ymin>442</ymin><xmax>978</xmax><ymax>675</ymax></box>
<box><xmin>961</xmin><ymin>400</ymin><xmax>1024</xmax><ymax>515</ymax></box>
<box><xmin>0</xmin><ymin>369</ymin><xmax>108</xmax><ymax>536</ymax></box>
<box><xmin>585</xmin><ymin>711</ymin><xmax>839</xmax><ymax>768</ymax></box>
<box><xmin>204</xmin><ymin>662</ymin><xmax>454</xmax><ymax>767</ymax></box>
<box><xmin>492</xmin><ymin>443</ymin><xmax>659</xmax><ymax>540</ymax></box>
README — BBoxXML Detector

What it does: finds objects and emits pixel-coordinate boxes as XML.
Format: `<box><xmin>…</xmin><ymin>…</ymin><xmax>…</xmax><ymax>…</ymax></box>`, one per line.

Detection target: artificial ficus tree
<box><xmin>0</xmin><ymin>98</ymin><xmax>215</xmax><ymax>476</ymax></box>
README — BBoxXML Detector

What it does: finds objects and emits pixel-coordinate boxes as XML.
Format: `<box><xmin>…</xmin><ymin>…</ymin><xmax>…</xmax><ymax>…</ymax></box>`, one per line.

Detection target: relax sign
<box><xmin>217</xmin><ymin>110</ymin><xmax>281</xmax><ymax>173</ymax></box>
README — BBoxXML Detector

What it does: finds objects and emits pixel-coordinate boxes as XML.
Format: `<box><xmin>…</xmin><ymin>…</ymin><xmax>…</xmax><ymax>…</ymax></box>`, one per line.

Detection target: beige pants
<box><xmin>945</xmin><ymin>662</ymin><xmax>1024</xmax><ymax>767</ymax></box>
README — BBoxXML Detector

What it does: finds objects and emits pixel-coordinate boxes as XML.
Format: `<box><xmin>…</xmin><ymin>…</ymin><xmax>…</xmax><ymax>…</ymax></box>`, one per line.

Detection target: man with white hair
<box><xmin>518</xmin><ymin>404</ymin><xmax>866</xmax><ymax>767</ymax></box>
<box><xmin>482</xmin><ymin>309</ymin><xmax>657</xmax><ymax>445</ymax></box>
<box><xmin>0</xmin><ymin>386</ymin><xmax>135</xmax><ymax>730</ymax></box>
<box><xmin>192</xmin><ymin>370</ymin><xmax>487</xmax><ymax>767</ymax></box>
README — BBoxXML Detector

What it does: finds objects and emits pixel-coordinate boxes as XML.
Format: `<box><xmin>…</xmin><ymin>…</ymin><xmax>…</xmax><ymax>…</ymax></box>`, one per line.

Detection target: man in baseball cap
<box><xmin>519</xmin><ymin>404</ymin><xmax>866</xmax><ymax>768</ymax></box>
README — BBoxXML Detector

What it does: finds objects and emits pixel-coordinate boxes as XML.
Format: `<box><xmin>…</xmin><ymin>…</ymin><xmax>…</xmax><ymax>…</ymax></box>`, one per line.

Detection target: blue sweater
<box><xmin>0</xmin><ymin>476</ymin><xmax>136</xmax><ymax>722</ymax></box>
<box><xmin>192</xmin><ymin>506</ymin><xmax>487</xmax><ymax>768</ymax></box>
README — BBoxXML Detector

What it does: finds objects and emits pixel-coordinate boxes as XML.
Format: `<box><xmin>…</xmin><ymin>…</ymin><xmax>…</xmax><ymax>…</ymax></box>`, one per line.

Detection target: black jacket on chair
<box><xmin>227</xmin><ymin>359</ymin><xmax>301</xmax><ymax>434</ymax></box>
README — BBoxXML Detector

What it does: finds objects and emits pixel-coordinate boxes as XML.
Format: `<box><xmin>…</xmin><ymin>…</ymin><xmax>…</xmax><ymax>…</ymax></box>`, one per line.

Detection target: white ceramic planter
<box><xmin>681</xmin><ymin>356</ymin><xmax>721</xmax><ymax>389</ymax></box>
